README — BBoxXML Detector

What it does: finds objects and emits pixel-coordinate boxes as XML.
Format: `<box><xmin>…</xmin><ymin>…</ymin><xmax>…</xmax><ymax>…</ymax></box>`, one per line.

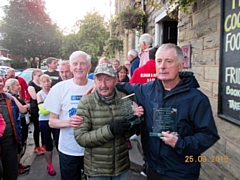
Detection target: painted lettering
<box><xmin>225</xmin><ymin>67</ymin><xmax>240</xmax><ymax>84</ymax></box>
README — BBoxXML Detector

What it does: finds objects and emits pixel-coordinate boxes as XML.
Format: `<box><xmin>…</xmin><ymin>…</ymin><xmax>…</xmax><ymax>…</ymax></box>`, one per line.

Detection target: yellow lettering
<box><xmin>225</xmin><ymin>15</ymin><xmax>232</xmax><ymax>32</ymax></box>
<box><xmin>232</xmin><ymin>0</ymin><xmax>240</xmax><ymax>9</ymax></box>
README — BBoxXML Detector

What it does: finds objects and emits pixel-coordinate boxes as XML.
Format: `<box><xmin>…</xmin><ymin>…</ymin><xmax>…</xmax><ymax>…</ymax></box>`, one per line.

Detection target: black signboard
<box><xmin>218</xmin><ymin>0</ymin><xmax>240</xmax><ymax>125</ymax></box>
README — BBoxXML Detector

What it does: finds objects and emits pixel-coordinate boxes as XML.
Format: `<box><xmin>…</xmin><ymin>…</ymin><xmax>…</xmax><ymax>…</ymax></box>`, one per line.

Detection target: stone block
<box><xmin>212</xmin><ymin>82</ymin><xmax>219</xmax><ymax>97</ymax></box>
<box><xmin>193</xmin><ymin>6</ymin><xmax>209</xmax><ymax>26</ymax></box>
<box><xmin>185</xmin><ymin>28</ymin><xmax>196</xmax><ymax>40</ymax></box>
<box><xmin>191</xmin><ymin>66</ymin><xmax>204</xmax><ymax>80</ymax></box>
<box><xmin>204</xmin><ymin>33</ymin><xmax>220</xmax><ymax>49</ymax></box>
<box><xmin>193</xmin><ymin>51</ymin><xmax>215</xmax><ymax>65</ymax></box>
<box><xmin>195</xmin><ymin>18</ymin><xmax>217</xmax><ymax>38</ymax></box>
<box><xmin>178</xmin><ymin>16</ymin><xmax>192</xmax><ymax>31</ymax></box>
<box><xmin>205</xmin><ymin>66</ymin><xmax>219</xmax><ymax>81</ymax></box>
<box><xmin>191</xmin><ymin>39</ymin><xmax>203</xmax><ymax>52</ymax></box>
<box><xmin>216</xmin><ymin>16</ymin><xmax>221</xmax><ymax>32</ymax></box>
<box><xmin>209</xmin><ymin>1</ymin><xmax>220</xmax><ymax>18</ymax></box>
<box><xmin>209</xmin><ymin>98</ymin><xmax>218</xmax><ymax>115</ymax></box>
<box><xmin>178</xmin><ymin>30</ymin><xmax>186</xmax><ymax>42</ymax></box>
<box><xmin>198</xmin><ymin>80</ymin><xmax>212</xmax><ymax>96</ymax></box>
<box><xmin>216</xmin><ymin>49</ymin><xmax>219</xmax><ymax>65</ymax></box>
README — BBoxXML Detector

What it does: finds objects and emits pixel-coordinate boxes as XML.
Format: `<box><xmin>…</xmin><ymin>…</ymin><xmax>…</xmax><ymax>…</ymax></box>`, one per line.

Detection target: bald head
<box><xmin>6</xmin><ymin>68</ymin><xmax>15</xmax><ymax>78</ymax></box>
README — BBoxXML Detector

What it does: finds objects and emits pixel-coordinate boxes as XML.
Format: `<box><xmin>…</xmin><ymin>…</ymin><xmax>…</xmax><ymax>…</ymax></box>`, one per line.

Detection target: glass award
<box><xmin>115</xmin><ymin>93</ymin><xmax>142</xmax><ymax>125</ymax></box>
<box><xmin>149</xmin><ymin>103</ymin><xmax>178</xmax><ymax>137</ymax></box>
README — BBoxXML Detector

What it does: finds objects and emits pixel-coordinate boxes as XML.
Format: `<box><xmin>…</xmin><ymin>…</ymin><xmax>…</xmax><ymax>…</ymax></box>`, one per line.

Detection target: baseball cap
<box><xmin>94</xmin><ymin>64</ymin><xmax>116</xmax><ymax>77</ymax></box>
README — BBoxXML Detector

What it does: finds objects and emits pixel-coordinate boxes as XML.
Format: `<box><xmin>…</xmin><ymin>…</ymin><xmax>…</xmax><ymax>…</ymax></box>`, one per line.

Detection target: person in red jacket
<box><xmin>130</xmin><ymin>47</ymin><xmax>158</xmax><ymax>84</ymax></box>
<box><xmin>4</xmin><ymin>68</ymin><xmax>30</xmax><ymax>102</ymax></box>
<box><xmin>0</xmin><ymin>113</ymin><xmax>5</xmax><ymax>179</ymax></box>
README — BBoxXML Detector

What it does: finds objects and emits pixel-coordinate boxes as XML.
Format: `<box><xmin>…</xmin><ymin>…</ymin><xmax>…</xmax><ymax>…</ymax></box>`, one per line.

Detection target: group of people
<box><xmin>0</xmin><ymin>58</ymin><xmax>73</xmax><ymax>179</ymax></box>
<box><xmin>0</xmin><ymin>33</ymin><xmax>219</xmax><ymax>180</ymax></box>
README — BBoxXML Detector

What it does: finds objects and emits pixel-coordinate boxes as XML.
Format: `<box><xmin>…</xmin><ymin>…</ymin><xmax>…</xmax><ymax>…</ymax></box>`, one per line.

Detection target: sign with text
<box><xmin>219</xmin><ymin>0</ymin><xmax>240</xmax><ymax>125</ymax></box>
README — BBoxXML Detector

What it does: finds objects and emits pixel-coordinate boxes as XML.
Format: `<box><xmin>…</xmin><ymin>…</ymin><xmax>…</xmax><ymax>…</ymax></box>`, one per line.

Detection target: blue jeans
<box><xmin>87</xmin><ymin>171</ymin><xmax>128</xmax><ymax>180</ymax></box>
<box><xmin>59</xmin><ymin>151</ymin><xmax>84</xmax><ymax>180</ymax></box>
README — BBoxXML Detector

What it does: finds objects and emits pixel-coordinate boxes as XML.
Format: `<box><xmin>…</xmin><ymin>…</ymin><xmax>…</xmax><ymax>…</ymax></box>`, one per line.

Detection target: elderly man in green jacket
<box><xmin>74</xmin><ymin>63</ymin><xmax>144</xmax><ymax>180</ymax></box>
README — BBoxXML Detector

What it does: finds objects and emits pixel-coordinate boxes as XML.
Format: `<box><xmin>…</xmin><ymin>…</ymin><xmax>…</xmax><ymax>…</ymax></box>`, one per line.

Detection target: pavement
<box><xmin>18</xmin><ymin>126</ymin><xmax>146</xmax><ymax>180</ymax></box>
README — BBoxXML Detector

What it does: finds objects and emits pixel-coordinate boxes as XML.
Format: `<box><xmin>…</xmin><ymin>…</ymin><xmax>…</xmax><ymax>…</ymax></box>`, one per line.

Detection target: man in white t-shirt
<box><xmin>43</xmin><ymin>51</ymin><xmax>94</xmax><ymax>180</ymax></box>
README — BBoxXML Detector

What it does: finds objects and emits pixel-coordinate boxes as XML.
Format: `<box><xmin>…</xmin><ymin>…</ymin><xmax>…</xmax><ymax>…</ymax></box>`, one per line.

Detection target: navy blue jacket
<box><xmin>116</xmin><ymin>72</ymin><xmax>219</xmax><ymax>180</ymax></box>
<box><xmin>130</xmin><ymin>57</ymin><xmax>140</xmax><ymax>77</ymax></box>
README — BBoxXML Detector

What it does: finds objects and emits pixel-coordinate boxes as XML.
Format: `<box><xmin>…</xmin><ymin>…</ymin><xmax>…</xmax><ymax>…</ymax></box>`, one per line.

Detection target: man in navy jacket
<box><xmin>116</xmin><ymin>43</ymin><xmax>219</xmax><ymax>180</ymax></box>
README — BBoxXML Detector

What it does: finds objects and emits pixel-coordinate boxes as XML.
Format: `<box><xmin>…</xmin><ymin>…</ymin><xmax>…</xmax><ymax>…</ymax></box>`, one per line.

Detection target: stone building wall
<box><xmin>173</xmin><ymin>0</ymin><xmax>240</xmax><ymax>179</ymax></box>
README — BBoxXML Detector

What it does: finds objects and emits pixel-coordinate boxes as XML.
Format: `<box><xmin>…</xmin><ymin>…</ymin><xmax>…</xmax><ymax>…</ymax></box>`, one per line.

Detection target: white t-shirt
<box><xmin>43</xmin><ymin>78</ymin><xmax>94</xmax><ymax>156</ymax></box>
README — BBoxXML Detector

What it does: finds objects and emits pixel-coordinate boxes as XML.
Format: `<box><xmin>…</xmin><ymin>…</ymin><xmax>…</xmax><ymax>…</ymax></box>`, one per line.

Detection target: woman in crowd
<box><xmin>28</xmin><ymin>69</ymin><xmax>45</xmax><ymax>155</ymax></box>
<box><xmin>0</xmin><ymin>76</ymin><xmax>28</xmax><ymax>179</ymax></box>
<box><xmin>4</xmin><ymin>78</ymin><xmax>31</xmax><ymax>175</ymax></box>
<box><xmin>37</xmin><ymin>74</ymin><xmax>59</xmax><ymax>176</ymax></box>
<box><xmin>117</xmin><ymin>65</ymin><xmax>129</xmax><ymax>82</ymax></box>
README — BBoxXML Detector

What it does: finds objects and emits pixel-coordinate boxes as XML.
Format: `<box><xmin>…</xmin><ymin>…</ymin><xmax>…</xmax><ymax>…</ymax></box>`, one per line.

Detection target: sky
<box><xmin>0</xmin><ymin>0</ymin><xmax>115</xmax><ymax>33</ymax></box>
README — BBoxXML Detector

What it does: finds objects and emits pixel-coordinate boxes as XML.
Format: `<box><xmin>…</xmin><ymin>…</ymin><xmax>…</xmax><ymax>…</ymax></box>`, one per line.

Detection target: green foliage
<box><xmin>110</xmin><ymin>18</ymin><xmax>118</xmax><ymax>35</ymax></box>
<box><xmin>116</xmin><ymin>6</ymin><xmax>147</xmax><ymax>30</ymax></box>
<box><xmin>146</xmin><ymin>0</ymin><xmax>195</xmax><ymax>20</ymax></box>
<box><xmin>61</xmin><ymin>33</ymin><xmax>80</xmax><ymax>59</ymax></box>
<box><xmin>103</xmin><ymin>36</ymin><xmax>123</xmax><ymax>58</ymax></box>
<box><xmin>75</xmin><ymin>11</ymin><xmax>109</xmax><ymax>64</ymax></box>
<box><xmin>8</xmin><ymin>59</ymin><xmax>27</xmax><ymax>69</ymax></box>
<box><xmin>0</xmin><ymin>0</ymin><xmax>62</xmax><ymax>60</ymax></box>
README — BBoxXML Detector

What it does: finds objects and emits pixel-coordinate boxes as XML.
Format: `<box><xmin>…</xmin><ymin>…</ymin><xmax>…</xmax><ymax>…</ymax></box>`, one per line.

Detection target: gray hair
<box><xmin>128</xmin><ymin>49</ymin><xmax>138</xmax><ymax>58</ymax></box>
<box><xmin>59</xmin><ymin>60</ymin><xmax>70</xmax><ymax>66</ymax></box>
<box><xmin>98</xmin><ymin>57</ymin><xmax>110</xmax><ymax>65</ymax></box>
<box><xmin>139</xmin><ymin>33</ymin><xmax>153</xmax><ymax>46</ymax></box>
<box><xmin>4</xmin><ymin>78</ymin><xmax>18</xmax><ymax>91</ymax></box>
<box><xmin>156</xmin><ymin>43</ymin><xmax>184</xmax><ymax>63</ymax></box>
<box><xmin>69</xmin><ymin>51</ymin><xmax>91</xmax><ymax>64</ymax></box>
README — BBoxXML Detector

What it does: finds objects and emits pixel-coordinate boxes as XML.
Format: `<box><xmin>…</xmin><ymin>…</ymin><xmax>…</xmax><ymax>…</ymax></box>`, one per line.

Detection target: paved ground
<box><xmin>18</xmin><ymin>127</ymin><xmax>146</xmax><ymax>180</ymax></box>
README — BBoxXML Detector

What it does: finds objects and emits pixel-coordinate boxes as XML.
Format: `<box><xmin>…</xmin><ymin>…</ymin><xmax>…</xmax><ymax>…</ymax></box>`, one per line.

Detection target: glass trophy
<box><xmin>115</xmin><ymin>93</ymin><xmax>142</xmax><ymax>125</ymax></box>
<box><xmin>149</xmin><ymin>103</ymin><xmax>178</xmax><ymax>137</ymax></box>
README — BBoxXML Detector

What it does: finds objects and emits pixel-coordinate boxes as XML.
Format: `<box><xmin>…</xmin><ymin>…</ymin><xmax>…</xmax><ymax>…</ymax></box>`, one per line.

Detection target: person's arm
<box><xmin>36</xmin><ymin>92</ymin><xmax>43</xmax><ymax>104</ymax></box>
<box><xmin>11</xmin><ymin>95</ymin><xmax>28</xmax><ymax>113</ymax></box>
<box><xmin>116</xmin><ymin>82</ymin><xmax>148</xmax><ymax>107</ymax></box>
<box><xmin>37</xmin><ymin>92</ymin><xmax>50</xmax><ymax>116</ymax></box>
<box><xmin>21</xmin><ymin>79</ymin><xmax>30</xmax><ymax>102</ymax></box>
<box><xmin>49</xmin><ymin>112</ymin><xmax>83</xmax><ymax>129</ymax></box>
<box><xmin>74</xmin><ymin>96</ymin><xmax>114</xmax><ymax>148</ymax></box>
<box><xmin>28</xmin><ymin>86</ymin><xmax>37</xmax><ymax>100</ymax></box>
<box><xmin>173</xmin><ymin>94</ymin><xmax>220</xmax><ymax>156</ymax></box>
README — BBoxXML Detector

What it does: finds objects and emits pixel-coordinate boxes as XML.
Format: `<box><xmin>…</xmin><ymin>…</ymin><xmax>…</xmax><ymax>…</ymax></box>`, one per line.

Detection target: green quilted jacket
<box><xmin>74</xmin><ymin>89</ymin><xmax>130</xmax><ymax>177</ymax></box>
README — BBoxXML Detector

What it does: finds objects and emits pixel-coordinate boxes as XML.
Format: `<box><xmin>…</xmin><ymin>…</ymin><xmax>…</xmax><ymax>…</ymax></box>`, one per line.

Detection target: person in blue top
<box><xmin>116</xmin><ymin>43</ymin><xmax>220</xmax><ymax>180</ymax></box>
<box><xmin>88</xmin><ymin>57</ymin><xmax>110</xmax><ymax>80</ymax></box>
<box><xmin>127</xmin><ymin>49</ymin><xmax>140</xmax><ymax>77</ymax></box>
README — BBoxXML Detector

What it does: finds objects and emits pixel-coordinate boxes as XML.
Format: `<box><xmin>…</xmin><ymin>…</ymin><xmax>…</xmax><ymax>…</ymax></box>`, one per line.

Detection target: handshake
<box><xmin>110</xmin><ymin>119</ymin><xmax>134</xmax><ymax>136</ymax></box>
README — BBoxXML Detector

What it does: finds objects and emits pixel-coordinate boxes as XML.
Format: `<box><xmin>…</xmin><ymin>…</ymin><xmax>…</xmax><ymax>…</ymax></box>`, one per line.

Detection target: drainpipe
<box><xmin>142</xmin><ymin>0</ymin><xmax>146</xmax><ymax>33</ymax></box>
